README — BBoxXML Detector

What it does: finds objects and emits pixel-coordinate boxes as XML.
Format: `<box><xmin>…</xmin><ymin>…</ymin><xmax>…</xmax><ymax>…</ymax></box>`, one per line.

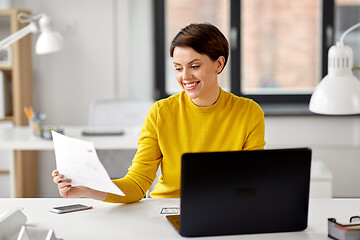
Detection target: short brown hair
<box><xmin>170</xmin><ymin>23</ymin><xmax>229</xmax><ymax>73</ymax></box>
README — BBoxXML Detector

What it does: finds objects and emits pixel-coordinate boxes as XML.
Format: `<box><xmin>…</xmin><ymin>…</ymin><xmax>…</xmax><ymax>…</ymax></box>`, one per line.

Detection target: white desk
<box><xmin>0</xmin><ymin>198</ymin><xmax>357</xmax><ymax>239</ymax></box>
<box><xmin>0</xmin><ymin>126</ymin><xmax>139</xmax><ymax>197</ymax></box>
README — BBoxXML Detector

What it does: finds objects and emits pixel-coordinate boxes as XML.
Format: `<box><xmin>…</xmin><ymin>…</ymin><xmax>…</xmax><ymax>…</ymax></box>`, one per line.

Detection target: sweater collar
<box><xmin>184</xmin><ymin>88</ymin><xmax>225</xmax><ymax>113</ymax></box>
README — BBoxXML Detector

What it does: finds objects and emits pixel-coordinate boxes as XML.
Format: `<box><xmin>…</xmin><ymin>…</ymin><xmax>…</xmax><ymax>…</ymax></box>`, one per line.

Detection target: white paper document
<box><xmin>52</xmin><ymin>131</ymin><xmax>124</xmax><ymax>196</ymax></box>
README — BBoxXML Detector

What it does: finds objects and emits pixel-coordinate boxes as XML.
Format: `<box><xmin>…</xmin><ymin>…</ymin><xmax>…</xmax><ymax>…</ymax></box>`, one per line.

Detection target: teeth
<box><xmin>184</xmin><ymin>82</ymin><xmax>197</xmax><ymax>87</ymax></box>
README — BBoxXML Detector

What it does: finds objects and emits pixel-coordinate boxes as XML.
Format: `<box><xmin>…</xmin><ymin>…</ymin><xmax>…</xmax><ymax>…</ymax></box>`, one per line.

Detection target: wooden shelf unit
<box><xmin>0</xmin><ymin>9</ymin><xmax>38</xmax><ymax>197</ymax></box>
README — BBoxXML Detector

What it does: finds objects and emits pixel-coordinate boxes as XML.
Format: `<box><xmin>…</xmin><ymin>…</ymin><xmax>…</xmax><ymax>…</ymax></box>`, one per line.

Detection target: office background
<box><xmin>0</xmin><ymin>0</ymin><xmax>359</xmax><ymax>198</ymax></box>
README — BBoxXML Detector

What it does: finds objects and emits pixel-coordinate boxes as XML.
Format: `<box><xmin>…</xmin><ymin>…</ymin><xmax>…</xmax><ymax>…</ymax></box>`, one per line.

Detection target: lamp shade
<box><xmin>35</xmin><ymin>15</ymin><xmax>63</xmax><ymax>55</ymax></box>
<box><xmin>309</xmin><ymin>43</ymin><xmax>360</xmax><ymax>115</ymax></box>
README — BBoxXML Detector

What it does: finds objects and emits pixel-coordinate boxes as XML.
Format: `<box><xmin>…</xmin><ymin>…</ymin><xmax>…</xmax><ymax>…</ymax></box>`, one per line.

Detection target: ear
<box><xmin>216</xmin><ymin>56</ymin><xmax>225</xmax><ymax>74</ymax></box>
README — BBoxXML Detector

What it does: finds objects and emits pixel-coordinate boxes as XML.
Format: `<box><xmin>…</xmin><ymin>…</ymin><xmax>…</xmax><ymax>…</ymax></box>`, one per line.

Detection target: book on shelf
<box><xmin>0</xmin><ymin>47</ymin><xmax>12</xmax><ymax>67</ymax></box>
<box><xmin>0</xmin><ymin>71</ymin><xmax>5</xmax><ymax>118</ymax></box>
<box><xmin>0</xmin><ymin>70</ymin><xmax>12</xmax><ymax>119</ymax></box>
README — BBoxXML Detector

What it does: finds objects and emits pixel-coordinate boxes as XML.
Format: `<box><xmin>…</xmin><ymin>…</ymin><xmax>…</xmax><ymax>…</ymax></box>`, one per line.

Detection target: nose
<box><xmin>182</xmin><ymin>68</ymin><xmax>192</xmax><ymax>80</ymax></box>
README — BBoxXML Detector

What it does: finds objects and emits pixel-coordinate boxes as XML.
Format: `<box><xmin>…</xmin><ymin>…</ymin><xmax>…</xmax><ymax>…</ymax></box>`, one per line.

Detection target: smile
<box><xmin>183</xmin><ymin>81</ymin><xmax>200</xmax><ymax>89</ymax></box>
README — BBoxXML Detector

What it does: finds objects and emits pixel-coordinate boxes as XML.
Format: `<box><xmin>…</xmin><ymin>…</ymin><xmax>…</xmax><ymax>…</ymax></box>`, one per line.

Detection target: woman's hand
<box><xmin>52</xmin><ymin>170</ymin><xmax>108</xmax><ymax>201</ymax></box>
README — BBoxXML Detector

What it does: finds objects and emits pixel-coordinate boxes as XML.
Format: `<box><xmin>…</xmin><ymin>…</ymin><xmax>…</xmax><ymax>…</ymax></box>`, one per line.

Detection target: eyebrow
<box><xmin>173</xmin><ymin>59</ymin><xmax>201</xmax><ymax>65</ymax></box>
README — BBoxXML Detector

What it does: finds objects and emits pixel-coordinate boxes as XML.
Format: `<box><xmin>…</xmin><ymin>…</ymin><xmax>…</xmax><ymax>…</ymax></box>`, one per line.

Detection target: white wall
<box><xmin>8</xmin><ymin>0</ymin><xmax>154</xmax><ymax>197</ymax></box>
<box><xmin>16</xmin><ymin>0</ymin><xmax>154</xmax><ymax>125</ymax></box>
<box><xmin>1</xmin><ymin>1</ymin><xmax>358</xmax><ymax>198</ymax></box>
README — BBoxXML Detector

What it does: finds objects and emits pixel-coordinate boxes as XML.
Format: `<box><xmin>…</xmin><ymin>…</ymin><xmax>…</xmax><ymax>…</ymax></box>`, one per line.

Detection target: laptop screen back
<box><xmin>179</xmin><ymin>148</ymin><xmax>312</xmax><ymax>237</ymax></box>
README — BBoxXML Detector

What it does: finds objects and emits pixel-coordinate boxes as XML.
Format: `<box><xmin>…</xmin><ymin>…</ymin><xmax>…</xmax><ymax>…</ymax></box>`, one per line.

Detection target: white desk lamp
<box><xmin>309</xmin><ymin>23</ymin><xmax>360</xmax><ymax>115</ymax></box>
<box><xmin>0</xmin><ymin>12</ymin><xmax>63</xmax><ymax>54</ymax></box>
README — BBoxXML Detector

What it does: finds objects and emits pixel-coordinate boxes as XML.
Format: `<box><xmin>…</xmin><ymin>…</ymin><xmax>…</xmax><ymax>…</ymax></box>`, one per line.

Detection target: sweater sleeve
<box><xmin>104</xmin><ymin>103</ymin><xmax>162</xmax><ymax>203</ymax></box>
<box><xmin>242</xmin><ymin>101</ymin><xmax>266</xmax><ymax>150</ymax></box>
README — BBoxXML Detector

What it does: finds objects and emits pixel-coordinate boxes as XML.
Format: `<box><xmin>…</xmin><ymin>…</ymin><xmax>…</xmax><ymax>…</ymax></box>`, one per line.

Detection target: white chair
<box><xmin>88</xmin><ymin>99</ymin><xmax>160</xmax><ymax>196</ymax></box>
<box><xmin>89</xmin><ymin>99</ymin><xmax>153</xmax><ymax>128</ymax></box>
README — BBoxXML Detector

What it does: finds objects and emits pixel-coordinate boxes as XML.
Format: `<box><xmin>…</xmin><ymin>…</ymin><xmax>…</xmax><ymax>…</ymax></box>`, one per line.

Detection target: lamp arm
<box><xmin>0</xmin><ymin>22</ymin><xmax>38</xmax><ymax>50</ymax></box>
<box><xmin>17</xmin><ymin>12</ymin><xmax>45</xmax><ymax>23</ymax></box>
<box><xmin>339</xmin><ymin>22</ymin><xmax>360</xmax><ymax>44</ymax></box>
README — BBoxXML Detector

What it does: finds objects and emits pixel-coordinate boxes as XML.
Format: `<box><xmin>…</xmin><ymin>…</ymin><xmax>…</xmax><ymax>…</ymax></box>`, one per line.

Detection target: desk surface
<box><xmin>1</xmin><ymin>198</ymin><xmax>357</xmax><ymax>240</ymax></box>
<box><xmin>0</xmin><ymin>126</ymin><xmax>139</xmax><ymax>150</ymax></box>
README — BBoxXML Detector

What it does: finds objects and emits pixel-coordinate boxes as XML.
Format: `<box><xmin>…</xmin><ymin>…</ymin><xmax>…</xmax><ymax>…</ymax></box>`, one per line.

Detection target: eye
<box><xmin>191</xmin><ymin>65</ymin><xmax>200</xmax><ymax>69</ymax></box>
<box><xmin>174</xmin><ymin>66</ymin><xmax>182</xmax><ymax>71</ymax></box>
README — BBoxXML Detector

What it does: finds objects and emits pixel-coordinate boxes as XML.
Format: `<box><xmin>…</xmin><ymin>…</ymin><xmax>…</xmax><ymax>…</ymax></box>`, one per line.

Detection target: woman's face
<box><xmin>173</xmin><ymin>47</ymin><xmax>224</xmax><ymax>106</ymax></box>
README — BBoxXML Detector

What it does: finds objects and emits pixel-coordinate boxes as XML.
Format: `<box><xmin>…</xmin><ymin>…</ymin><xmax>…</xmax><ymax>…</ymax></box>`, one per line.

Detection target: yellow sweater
<box><xmin>105</xmin><ymin>88</ymin><xmax>266</xmax><ymax>203</ymax></box>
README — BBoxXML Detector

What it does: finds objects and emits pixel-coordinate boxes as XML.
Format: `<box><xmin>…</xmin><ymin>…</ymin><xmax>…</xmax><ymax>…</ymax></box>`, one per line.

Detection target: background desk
<box><xmin>0</xmin><ymin>126</ymin><xmax>139</xmax><ymax>197</ymax></box>
<box><xmin>0</xmin><ymin>126</ymin><xmax>332</xmax><ymax>198</ymax></box>
<box><xmin>0</xmin><ymin>126</ymin><xmax>139</xmax><ymax>150</ymax></box>
<box><xmin>0</xmin><ymin>198</ymin><xmax>357</xmax><ymax>239</ymax></box>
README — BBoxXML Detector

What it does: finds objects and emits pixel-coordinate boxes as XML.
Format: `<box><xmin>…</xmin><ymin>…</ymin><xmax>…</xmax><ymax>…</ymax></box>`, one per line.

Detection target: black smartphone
<box><xmin>49</xmin><ymin>204</ymin><xmax>92</xmax><ymax>214</ymax></box>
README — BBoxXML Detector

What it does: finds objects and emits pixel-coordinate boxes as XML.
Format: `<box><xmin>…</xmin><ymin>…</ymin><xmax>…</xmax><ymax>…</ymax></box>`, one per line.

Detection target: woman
<box><xmin>52</xmin><ymin>23</ymin><xmax>266</xmax><ymax>203</ymax></box>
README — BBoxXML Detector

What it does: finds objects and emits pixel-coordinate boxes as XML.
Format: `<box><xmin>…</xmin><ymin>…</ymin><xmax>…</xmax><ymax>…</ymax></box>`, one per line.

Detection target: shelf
<box><xmin>0</xmin><ymin>9</ymin><xmax>28</xmax><ymax>16</ymax></box>
<box><xmin>0</xmin><ymin>8</ymin><xmax>37</xmax><ymax>198</ymax></box>
<box><xmin>0</xmin><ymin>170</ymin><xmax>9</xmax><ymax>175</ymax></box>
<box><xmin>0</xmin><ymin>65</ymin><xmax>12</xmax><ymax>71</ymax></box>
<box><xmin>0</xmin><ymin>116</ymin><xmax>13</xmax><ymax>121</ymax></box>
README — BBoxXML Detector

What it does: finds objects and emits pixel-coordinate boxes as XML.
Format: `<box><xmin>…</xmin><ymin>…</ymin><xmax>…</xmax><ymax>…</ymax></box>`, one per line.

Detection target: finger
<box><xmin>51</xmin><ymin>170</ymin><xmax>59</xmax><ymax>177</ymax></box>
<box><xmin>58</xmin><ymin>179</ymin><xmax>72</xmax><ymax>190</ymax></box>
<box><xmin>59</xmin><ymin>185</ymin><xmax>72</xmax><ymax>198</ymax></box>
<box><xmin>53</xmin><ymin>174</ymin><xmax>64</xmax><ymax>184</ymax></box>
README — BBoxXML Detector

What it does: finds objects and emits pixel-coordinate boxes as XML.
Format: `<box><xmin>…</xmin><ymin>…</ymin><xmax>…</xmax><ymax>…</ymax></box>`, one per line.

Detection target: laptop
<box><xmin>167</xmin><ymin>148</ymin><xmax>312</xmax><ymax>237</ymax></box>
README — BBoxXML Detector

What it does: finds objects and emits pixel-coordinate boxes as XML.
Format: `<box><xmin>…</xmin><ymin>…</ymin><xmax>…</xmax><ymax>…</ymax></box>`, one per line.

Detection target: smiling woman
<box><xmin>52</xmin><ymin>23</ymin><xmax>266</xmax><ymax>204</ymax></box>
<box><xmin>170</xmin><ymin>23</ymin><xmax>228</xmax><ymax>107</ymax></box>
